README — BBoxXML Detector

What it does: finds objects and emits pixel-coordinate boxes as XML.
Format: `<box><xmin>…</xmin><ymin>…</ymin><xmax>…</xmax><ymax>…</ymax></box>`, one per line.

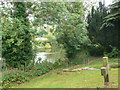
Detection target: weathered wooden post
<box><xmin>101</xmin><ymin>57</ymin><xmax>110</xmax><ymax>88</ymax></box>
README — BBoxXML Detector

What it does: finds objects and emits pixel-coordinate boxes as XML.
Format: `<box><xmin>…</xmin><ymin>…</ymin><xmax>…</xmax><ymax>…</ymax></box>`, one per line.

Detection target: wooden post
<box><xmin>103</xmin><ymin>57</ymin><xmax>108</xmax><ymax>67</ymax></box>
<box><xmin>101</xmin><ymin>57</ymin><xmax>110</xmax><ymax>88</ymax></box>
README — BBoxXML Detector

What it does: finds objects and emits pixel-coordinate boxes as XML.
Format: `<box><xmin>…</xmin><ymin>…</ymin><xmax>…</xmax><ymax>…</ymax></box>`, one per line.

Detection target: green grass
<box><xmin>12</xmin><ymin>68</ymin><xmax>119</xmax><ymax>88</ymax></box>
<box><xmin>12</xmin><ymin>59</ymin><xmax>119</xmax><ymax>88</ymax></box>
<box><xmin>69</xmin><ymin>58</ymin><xmax>119</xmax><ymax>70</ymax></box>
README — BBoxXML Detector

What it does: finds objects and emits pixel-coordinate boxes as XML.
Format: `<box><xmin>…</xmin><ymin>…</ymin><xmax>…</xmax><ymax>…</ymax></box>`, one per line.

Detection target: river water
<box><xmin>35</xmin><ymin>52</ymin><xmax>54</xmax><ymax>63</ymax></box>
<box><xmin>34</xmin><ymin>49</ymin><xmax>66</xmax><ymax>63</ymax></box>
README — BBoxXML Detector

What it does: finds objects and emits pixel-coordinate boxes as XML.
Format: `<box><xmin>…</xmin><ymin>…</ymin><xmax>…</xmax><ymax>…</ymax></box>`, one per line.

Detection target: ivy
<box><xmin>2</xmin><ymin>2</ymin><xmax>33</xmax><ymax>68</ymax></box>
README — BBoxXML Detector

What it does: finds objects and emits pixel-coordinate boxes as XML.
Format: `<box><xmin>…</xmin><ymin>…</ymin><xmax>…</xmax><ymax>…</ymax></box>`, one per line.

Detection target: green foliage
<box><xmin>87</xmin><ymin>1</ymin><xmax>120</xmax><ymax>55</ymax></box>
<box><xmin>33</xmin><ymin>2</ymin><xmax>67</xmax><ymax>25</ymax></box>
<box><xmin>30</xmin><ymin>2</ymin><xmax>90</xmax><ymax>59</ymax></box>
<box><xmin>70</xmin><ymin>50</ymin><xmax>90</xmax><ymax>65</ymax></box>
<box><xmin>87</xmin><ymin>2</ymin><xmax>108</xmax><ymax>45</ymax></box>
<box><xmin>102</xmin><ymin>1</ymin><xmax>120</xmax><ymax>27</ymax></box>
<box><xmin>33</xmin><ymin>60</ymin><xmax>54</xmax><ymax>76</ymax></box>
<box><xmin>2</xmin><ymin>69</ymin><xmax>29</xmax><ymax>88</ymax></box>
<box><xmin>54</xmin><ymin>2</ymin><xmax>90</xmax><ymax>58</ymax></box>
<box><xmin>1</xmin><ymin>58</ymin><xmax>68</xmax><ymax>88</ymax></box>
<box><xmin>108</xmin><ymin>47</ymin><xmax>120</xmax><ymax>58</ymax></box>
<box><xmin>2</xmin><ymin>18</ymin><xmax>33</xmax><ymax>68</ymax></box>
<box><xmin>88</xmin><ymin>45</ymin><xmax>104</xmax><ymax>56</ymax></box>
<box><xmin>56</xmin><ymin>24</ymin><xmax>90</xmax><ymax>58</ymax></box>
<box><xmin>2</xmin><ymin>2</ymin><xmax>33</xmax><ymax>68</ymax></box>
<box><xmin>101</xmin><ymin>1</ymin><xmax>120</xmax><ymax>50</ymax></box>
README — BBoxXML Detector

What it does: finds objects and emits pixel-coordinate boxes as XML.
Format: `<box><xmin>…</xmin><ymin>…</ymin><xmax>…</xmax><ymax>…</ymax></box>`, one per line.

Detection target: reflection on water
<box><xmin>35</xmin><ymin>48</ymin><xmax>66</xmax><ymax>63</ymax></box>
<box><xmin>35</xmin><ymin>52</ymin><xmax>53</xmax><ymax>63</ymax></box>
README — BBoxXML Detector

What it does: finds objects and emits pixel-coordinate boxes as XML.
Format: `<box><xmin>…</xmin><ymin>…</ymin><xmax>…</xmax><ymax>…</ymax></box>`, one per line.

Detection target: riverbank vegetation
<box><xmin>1</xmin><ymin>0</ymin><xmax>120</xmax><ymax>88</ymax></box>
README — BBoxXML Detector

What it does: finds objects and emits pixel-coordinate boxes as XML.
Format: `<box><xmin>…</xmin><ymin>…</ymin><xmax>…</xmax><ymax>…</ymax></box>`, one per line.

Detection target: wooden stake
<box><xmin>101</xmin><ymin>57</ymin><xmax>110</xmax><ymax>88</ymax></box>
<box><xmin>103</xmin><ymin>57</ymin><xmax>108</xmax><ymax>67</ymax></box>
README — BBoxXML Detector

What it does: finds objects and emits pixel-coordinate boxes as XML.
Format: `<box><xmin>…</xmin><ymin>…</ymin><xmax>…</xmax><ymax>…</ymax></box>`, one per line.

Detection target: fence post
<box><xmin>101</xmin><ymin>57</ymin><xmax>110</xmax><ymax>88</ymax></box>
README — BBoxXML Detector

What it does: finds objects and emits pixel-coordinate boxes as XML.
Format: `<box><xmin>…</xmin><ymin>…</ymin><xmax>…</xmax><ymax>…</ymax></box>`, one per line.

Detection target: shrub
<box><xmin>33</xmin><ymin>60</ymin><xmax>54</xmax><ymax>76</ymax></box>
<box><xmin>1</xmin><ymin>59</ymin><xmax>65</xmax><ymax>88</ymax></box>
<box><xmin>70</xmin><ymin>50</ymin><xmax>90</xmax><ymax>65</ymax></box>
<box><xmin>88</xmin><ymin>45</ymin><xmax>104</xmax><ymax>56</ymax></box>
<box><xmin>2</xmin><ymin>3</ymin><xmax>33</xmax><ymax>68</ymax></box>
<box><xmin>108</xmin><ymin>47</ymin><xmax>120</xmax><ymax>58</ymax></box>
<box><xmin>2</xmin><ymin>69</ymin><xmax>29</xmax><ymax>88</ymax></box>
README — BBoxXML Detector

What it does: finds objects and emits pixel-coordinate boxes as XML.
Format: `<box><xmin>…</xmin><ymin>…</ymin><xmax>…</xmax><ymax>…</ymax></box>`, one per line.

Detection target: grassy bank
<box><xmin>12</xmin><ymin>59</ymin><xmax>119</xmax><ymax>88</ymax></box>
<box><xmin>67</xmin><ymin>58</ymin><xmax>119</xmax><ymax>70</ymax></box>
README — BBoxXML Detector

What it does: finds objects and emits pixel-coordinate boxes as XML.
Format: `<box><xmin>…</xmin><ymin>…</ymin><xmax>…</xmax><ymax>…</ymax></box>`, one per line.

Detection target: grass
<box><xmin>68</xmin><ymin>58</ymin><xmax>119</xmax><ymax>70</ymax></box>
<box><xmin>12</xmin><ymin>58</ymin><xmax>119</xmax><ymax>88</ymax></box>
<box><xmin>12</xmin><ymin>68</ymin><xmax>119</xmax><ymax>88</ymax></box>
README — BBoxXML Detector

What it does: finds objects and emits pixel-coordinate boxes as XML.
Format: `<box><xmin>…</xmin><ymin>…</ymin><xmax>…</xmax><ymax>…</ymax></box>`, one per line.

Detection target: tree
<box><xmin>101</xmin><ymin>1</ymin><xmax>120</xmax><ymax>50</ymax></box>
<box><xmin>56</xmin><ymin>2</ymin><xmax>90</xmax><ymax>58</ymax></box>
<box><xmin>87</xmin><ymin>1</ymin><xmax>120</xmax><ymax>55</ymax></box>
<box><xmin>2</xmin><ymin>2</ymin><xmax>33</xmax><ymax>68</ymax></box>
<box><xmin>87</xmin><ymin>2</ymin><xmax>108</xmax><ymax>45</ymax></box>
<box><xmin>30</xmin><ymin>2</ymin><xmax>90</xmax><ymax>59</ymax></box>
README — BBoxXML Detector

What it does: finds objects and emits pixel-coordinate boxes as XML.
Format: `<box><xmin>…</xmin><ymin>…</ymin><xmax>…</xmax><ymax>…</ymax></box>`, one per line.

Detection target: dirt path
<box><xmin>63</xmin><ymin>57</ymin><xmax>102</xmax><ymax>71</ymax></box>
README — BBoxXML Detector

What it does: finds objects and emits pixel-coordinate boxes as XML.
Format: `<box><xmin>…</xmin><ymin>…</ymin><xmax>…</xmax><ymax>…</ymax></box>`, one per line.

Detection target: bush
<box><xmin>88</xmin><ymin>45</ymin><xmax>104</xmax><ymax>56</ymax></box>
<box><xmin>2</xmin><ymin>69</ymin><xmax>29</xmax><ymax>88</ymax></box>
<box><xmin>108</xmin><ymin>47</ymin><xmax>120</xmax><ymax>58</ymax></box>
<box><xmin>1</xmin><ymin>59</ymin><xmax>66</xmax><ymax>88</ymax></box>
<box><xmin>33</xmin><ymin>60</ymin><xmax>54</xmax><ymax>76</ymax></box>
<box><xmin>2</xmin><ymin>18</ymin><xmax>33</xmax><ymax>68</ymax></box>
<box><xmin>68</xmin><ymin>50</ymin><xmax>90</xmax><ymax>66</ymax></box>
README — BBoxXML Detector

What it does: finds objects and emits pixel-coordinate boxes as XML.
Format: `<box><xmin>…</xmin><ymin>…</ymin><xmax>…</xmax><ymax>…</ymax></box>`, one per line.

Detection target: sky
<box><xmin>95</xmin><ymin>0</ymin><xmax>113</xmax><ymax>6</ymax></box>
<box><xmin>103</xmin><ymin>0</ymin><xmax>113</xmax><ymax>6</ymax></box>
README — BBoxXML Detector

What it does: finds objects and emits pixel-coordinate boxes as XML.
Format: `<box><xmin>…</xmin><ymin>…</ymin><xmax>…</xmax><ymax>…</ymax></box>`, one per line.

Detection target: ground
<box><xmin>12</xmin><ymin>59</ymin><xmax>119</xmax><ymax>88</ymax></box>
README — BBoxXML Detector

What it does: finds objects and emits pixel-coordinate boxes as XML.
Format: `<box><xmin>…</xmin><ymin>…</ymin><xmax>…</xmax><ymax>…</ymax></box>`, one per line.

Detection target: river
<box><xmin>34</xmin><ymin>48</ymin><xmax>66</xmax><ymax>63</ymax></box>
<box><xmin>35</xmin><ymin>52</ymin><xmax>53</xmax><ymax>63</ymax></box>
